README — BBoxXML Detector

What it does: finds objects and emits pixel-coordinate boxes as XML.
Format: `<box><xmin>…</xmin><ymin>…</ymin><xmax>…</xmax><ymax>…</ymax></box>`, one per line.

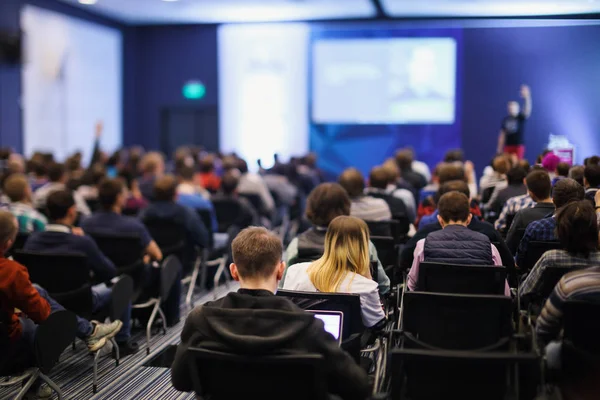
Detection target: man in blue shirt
<box><xmin>176</xmin><ymin>165</ymin><xmax>218</xmax><ymax>233</ymax></box>
<box><xmin>24</xmin><ymin>190</ymin><xmax>136</xmax><ymax>354</ymax></box>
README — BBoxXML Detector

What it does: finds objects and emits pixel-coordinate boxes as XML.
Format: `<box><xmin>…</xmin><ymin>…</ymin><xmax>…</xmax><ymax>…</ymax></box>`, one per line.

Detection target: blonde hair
<box><xmin>308</xmin><ymin>216</ymin><xmax>371</xmax><ymax>293</ymax></box>
<box><xmin>140</xmin><ymin>152</ymin><xmax>164</xmax><ymax>174</ymax></box>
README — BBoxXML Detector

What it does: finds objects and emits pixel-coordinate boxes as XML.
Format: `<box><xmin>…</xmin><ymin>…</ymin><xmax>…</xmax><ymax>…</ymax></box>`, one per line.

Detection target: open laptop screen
<box><xmin>307</xmin><ymin>310</ymin><xmax>343</xmax><ymax>344</ymax></box>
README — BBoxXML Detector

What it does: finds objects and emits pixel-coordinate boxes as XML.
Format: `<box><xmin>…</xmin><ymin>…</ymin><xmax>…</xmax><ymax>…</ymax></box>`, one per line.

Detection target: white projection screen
<box><xmin>312</xmin><ymin>38</ymin><xmax>457</xmax><ymax>124</ymax></box>
<box><xmin>21</xmin><ymin>5</ymin><xmax>122</xmax><ymax>163</ymax></box>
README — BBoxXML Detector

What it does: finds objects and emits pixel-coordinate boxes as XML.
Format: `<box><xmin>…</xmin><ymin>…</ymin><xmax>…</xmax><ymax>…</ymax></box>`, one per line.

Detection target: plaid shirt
<box><xmin>515</xmin><ymin>217</ymin><xmax>557</xmax><ymax>268</ymax></box>
<box><xmin>536</xmin><ymin>263</ymin><xmax>600</xmax><ymax>344</ymax></box>
<box><xmin>8</xmin><ymin>202</ymin><xmax>47</xmax><ymax>233</ymax></box>
<box><xmin>519</xmin><ymin>250</ymin><xmax>600</xmax><ymax>299</ymax></box>
<box><xmin>494</xmin><ymin>194</ymin><xmax>535</xmax><ymax>232</ymax></box>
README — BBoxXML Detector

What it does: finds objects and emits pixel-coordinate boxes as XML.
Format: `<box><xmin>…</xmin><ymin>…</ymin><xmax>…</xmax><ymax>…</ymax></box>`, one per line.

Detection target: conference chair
<box><xmin>417</xmin><ymin>262</ymin><xmax>507</xmax><ymax>295</ymax></box>
<box><xmin>400</xmin><ymin>291</ymin><xmax>513</xmax><ymax>351</ymax></box>
<box><xmin>142</xmin><ymin>218</ymin><xmax>187</xmax><ymax>262</ymax></box>
<box><xmin>389</xmin><ymin>348</ymin><xmax>540</xmax><ymax>400</ymax></box>
<box><xmin>520</xmin><ymin>241</ymin><xmax>561</xmax><ymax>272</ymax></box>
<box><xmin>239</xmin><ymin>193</ymin><xmax>267</xmax><ymax>217</ymax></box>
<box><xmin>366</xmin><ymin>220</ymin><xmax>404</xmax><ymax>243</ymax></box>
<box><xmin>187</xmin><ymin>348</ymin><xmax>329</xmax><ymax>400</ymax></box>
<box><xmin>6</xmin><ymin>232</ymin><xmax>29</xmax><ymax>257</ymax></box>
<box><xmin>132</xmin><ymin>255</ymin><xmax>180</xmax><ymax>355</ymax></box>
<box><xmin>520</xmin><ymin>266</ymin><xmax>573</xmax><ymax>313</ymax></box>
<box><xmin>0</xmin><ymin>311</ymin><xmax>77</xmax><ymax>400</ymax></box>
<box><xmin>370</xmin><ymin>236</ymin><xmax>399</xmax><ymax>281</ymax></box>
<box><xmin>212</xmin><ymin>198</ymin><xmax>244</xmax><ymax>233</ymax></box>
<box><xmin>562</xmin><ymin>301</ymin><xmax>600</xmax><ymax>378</ymax></box>
<box><xmin>85</xmin><ymin>198</ymin><xmax>100</xmax><ymax>213</ymax></box>
<box><xmin>12</xmin><ymin>251</ymin><xmax>133</xmax><ymax>393</ymax></box>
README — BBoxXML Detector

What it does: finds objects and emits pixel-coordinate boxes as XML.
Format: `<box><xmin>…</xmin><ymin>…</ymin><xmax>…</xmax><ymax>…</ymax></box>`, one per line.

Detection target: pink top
<box><xmin>407</xmin><ymin>238</ymin><xmax>511</xmax><ymax>296</ymax></box>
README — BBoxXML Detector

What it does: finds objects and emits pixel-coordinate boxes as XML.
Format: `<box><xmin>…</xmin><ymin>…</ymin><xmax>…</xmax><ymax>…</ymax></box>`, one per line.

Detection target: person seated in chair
<box><xmin>505</xmin><ymin>169</ymin><xmax>555</xmax><ymax>254</ymax></box>
<box><xmin>338</xmin><ymin>168</ymin><xmax>392</xmax><ymax>222</ymax></box>
<box><xmin>407</xmin><ymin>191</ymin><xmax>510</xmax><ymax>295</ymax></box>
<box><xmin>138</xmin><ymin>152</ymin><xmax>165</xmax><ymax>201</ymax></box>
<box><xmin>515</xmin><ymin>178</ymin><xmax>586</xmax><ymax>268</ymax></box>
<box><xmin>24</xmin><ymin>190</ymin><xmax>137</xmax><ymax>354</ymax></box>
<box><xmin>211</xmin><ymin>171</ymin><xmax>260</xmax><ymax>230</ymax></box>
<box><xmin>175</xmin><ymin>165</ymin><xmax>218</xmax><ymax>233</ymax></box>
<box><xmin>520</xmin><ymin>200</ymin><xmax>600</xmax><ymax>300</ymax></box>
<box><xmin>283</xmin><ymin>216</ymin><xmax>386</xmax><ymax>328</ymax></box>
<box><xmin>33</xmin><ymin>163</ymin><xmax>91</xmax><ymax>216</ymax></box>
<box><xmin>171</xmin><ymin>227</ymin><xmax>370</xmax><ymax>400</ymax></box>
<box><xmin>3</xmin><ymin>173</ymin><xmax>47</xmax><ymax>233</ymax></box>
<box><xmin>364</xmin><ymin>166</ymin><xmax>413</xmax><ymax>223</ymax></box>
<box><xmin>282</xmin><ymin>183</ymin><xmax>390</xmax><ymax>295</ymax></box>
<box><xmin>0</xmin><ymin>210</ymin><xmax>122</xmax><ymax>397</ymax></box>
<box><xmin>584</xmin><ymin>164</ymin><xmax>600</xmax><ymax>206</ymax></box>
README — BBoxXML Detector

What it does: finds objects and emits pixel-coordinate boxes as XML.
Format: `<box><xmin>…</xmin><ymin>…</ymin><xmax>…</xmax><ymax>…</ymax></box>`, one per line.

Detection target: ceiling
<box><xmin>59</xmin><ymin>0</ymin><xmax>600</xmax><ymax>24</ymax></box>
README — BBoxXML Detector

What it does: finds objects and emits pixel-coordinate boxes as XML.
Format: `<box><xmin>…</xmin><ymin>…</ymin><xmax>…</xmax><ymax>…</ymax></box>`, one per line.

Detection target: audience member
<box><xmin>23</xmin><ymin>191</ymin><xmax>136</xmax><ymax>353</ymax></box>
<box><xmin>195</xmin><ymin>154</ymin><xmax>221</xmax><ymax>193</ymax></box>
<box><xmin>283</xmin><ymin>183</ymin><xmax>390</xmax><ymax>294</ymax></box>
<box><xmin>584</xmin><ymin>164</ymin><xmax>600</xmax><ymax>206</ymax></box>
<box><xmin>480</xmin><ymin>155</ymin><xmax>510</xmax><ymax>205</ymax></box>
<box><xmin>338</xmin><ymin>168</ymin><xmax>391</xmax><ymax>222</ymax></box>
<box><xmin>488</xmin><ymin>166</ymin><xmax>528</xmax><ymax>215</ymax></box>
<box><xmin>506</xmin><ymin>170</ymin><xmax>554</xmax><ymax>254</ymax></box>
<box><xmin>407</xmin><ymin>192</ymin><xmax>510</xmax><ymax>295</ymax></box>
<box><xmin>27</xmin><ymin>160</ymin><xmax>48</xmax><ymax>192</ymax></box>
<box><xmin>176</xmin><ymin>165</ymin><xmax>217</xmax><ymax>232</ymax></box>
<box><xmin>364</xmin><ymin>166</ymin><xmax>410</xmax><ymax>221</ymax></box>
<box><xmin>395</xmin><ymin>149</ymin><xmax>427</xmax><ymax>190</ymax></box>
<box><xmin>236</xmin><ymin>159</ymin><xmax>275</xmax><ymax>216</ymax></box>
<box><xmin>542</xmin><ymin>152</ymin><xmax>561</xmax><ymax>179</ymax></box>
<box><xmin>4</xmin><ymin>173</ymin><xmax>47</xmax><ymax>232</ymax></box>
<box><xmin>569</xmin><ymin>165</ymin><xmax>585</xmax><ymax>187</ymax></box>
<box><xmin>516</xmin><ymin>178</ymin><xmax>586</xmax><ymax>268</ymax></box>
<box><xmin>33</xmin><ymin>162</ymin><xmax>91</xmax><ymax>216</ymax></box>
<box><xmin>211</xmin><ymin>172</ymin><xmax>260</xmax><ymax>230</ymax></box>
<box><xmin>171</xmin><ymin>226</ymin><xmax>370</xmax><ymax>400</ymax></box>
<box><xmin>521</xmin><ymin>200</ymin><xmax>600</xmax><ymax>300</ymax></box>
<box><xmin>411</xmin><ymin>150</ymin><xmax>432</xmax><ymax>183</ymax></box>
<box><xmin>380</xmin><ymin>159</ymin><xmax>417</xmax><ymax>219</ymax></box>
<box><xmin>553</xmin><ymin>162</ymin><xmax>570</xmax><ymax>186</ymax></box>
<box><xmin>76</xmin><ymin>164</ymin><xmax>107</xmax><ymax>201</ymax></box>
<box><xmin>494</xmin><ymin>191</ymin><xmax>535</xmax><ymax>234</ymax></box>
<box><xmin>138</xmin><ymin>152</ymin><xmax>165</xmax><ymax>200</ymax></box>
<box><xmin>283</xmin><ymin>216</ymin><xmax>386</xmax><ymax>328</ymax></box>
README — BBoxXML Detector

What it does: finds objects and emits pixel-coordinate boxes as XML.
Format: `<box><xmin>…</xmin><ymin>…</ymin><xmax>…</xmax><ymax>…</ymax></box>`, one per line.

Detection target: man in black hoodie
<box><xmin>171</xmin><ymin>227</ymin><xmax>370</xmax><ymax>400</ymax></box>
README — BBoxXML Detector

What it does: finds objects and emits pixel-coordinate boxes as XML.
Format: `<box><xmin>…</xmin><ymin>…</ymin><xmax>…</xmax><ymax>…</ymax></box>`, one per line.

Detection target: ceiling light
<box><xmin>78</xmin><ymin>0</ymin><xmax>98</xmax><ymax>4</ymax></box>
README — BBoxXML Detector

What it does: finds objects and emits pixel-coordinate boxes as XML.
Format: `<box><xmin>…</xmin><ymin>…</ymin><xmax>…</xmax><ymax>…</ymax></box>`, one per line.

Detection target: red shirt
<box><xmin>195</xmin><ymin>173</ymin><xmax>221</xmax><ymax>192</ymax></box>
<box><xmin>0</xmin><ymin>256</ymin><xmax>51</xmax><ymax>341</ymax></box>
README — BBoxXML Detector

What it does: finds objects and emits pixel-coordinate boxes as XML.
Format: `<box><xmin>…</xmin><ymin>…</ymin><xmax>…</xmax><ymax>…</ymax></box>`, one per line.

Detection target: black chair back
<box><xmin>391</xmin><ymin>348</ymin><xmax>539</xmax><ymax>400</ymax></box>
<box><xmin>295</xmin><ymin>246</ymin><xmax>323</xmax><ymax>265</ymax></box>
<box><xmin>85</xmin><ymin>198</ymin><xmax>100</xmax><ymax>213</ymax></box>
<box><xmin>521</xmin><ymin>241</ymin><xmax>561</xmax><ymax>272</ymax></box>
<box><xmin>110</xmin><ymin>275</ymin><xmax>134</xmax><ymax>321</ymax></box>
<box><xmin>212</xmin><ymin>198</ymin><xmax>243</xmax><ymax>233</ymax></box>
<box><xmin>417</xmin><ymin>262</ymin><xmax>507</xmax><ymax>295</ymax></box>
<box><xmin>89</xmin><ymin>233</ymin><xmax>145</xmax><ymax>275</ymax></box>
<box><xmin>239</xmin><ymin>193</ymin><xmax>264</xmax><ymax>215</ymax></box>
<box><xmin>196</xmin><ymin>209</ymin><xmax>214</xmax><ymax>248</ymax></box>
<box><xmin>538</xmin><ymin>266</ymin><xmax>573</xmax><ymax>299</ymax></box>
<box><xmin>143</xmin><ymin>218</ymin><xmax>187</xmax><ymax>258</ymax></box>
<box><xmin>161</xmin><ymin>255</ymin><xmax>182</xmax><ymax>300</ymax></box>
<box><xmin>10</xmin><ymin>232</ymin><xmax>29</xmax><ymax>255</ymax></box>
<box><xmin>366</xmin><ymin>219</ymin><xmax>397</xmax><ymax>239</ymax></box>
<box><xmin>34</xmin><ymin>310</ymin><xmax>78</xmax><ymax>374</ymax></box>
<box><xmin>402</xmin><ymin>291</ymin><xmax>512</xmax><ymax>350</ymax></box>
<box><xmin>188</xmin><ymin>348</ymin><xmax>328</xmax><ymax>400</ymax></box>
<box><xmin>276</xmin><ymin>289</ymin><xmax>363</xmax><ymax>339</ymax></box>
<box><xmin>563</xmin><ymin>301</ymin><xmax>600</xmax><ymax>355</ymax></box>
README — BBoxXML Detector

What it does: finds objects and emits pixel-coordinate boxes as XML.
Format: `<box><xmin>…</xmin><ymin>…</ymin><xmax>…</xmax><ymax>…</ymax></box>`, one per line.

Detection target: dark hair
<box><xmin>98</xmin><ymin>178</ymin><xmax>124</xmax><ymax>211</ymax></box>
<box><xmin>47</xmin><ymin>163</ymin><xmax>66</xmax><ymax>182</ymax></box>
<box><xmin>557</xmin><ymin>162</ymin><xmax>570</xmax><ymax>177</ymax></box>
<box><xmin>231</xmin><ymin>227</ymin><xmax>283</xmax><ymax>279</ymax></box>
<box><xmin>552</xmin><ymin>178</ymin><xmax>585</xmax><ymax>209</ymax></box>
<box><xmin>305</xmin><ymin>183</ymin><xmax>351</xmax><ymax>227</ymax></box>
<box><xmin>221</xmin><ymin>172</ymin><xmax>239</xmax><ymax>195</ymax></box>
<box><xmin>81</xmin><ymin>164</ymin><xmax>106</xmax><ymax>186</ymax></box>
<box><xmin>438</xmin><ymin>163</ymin><xmax>466</xmax><ymax>185</ymax></box>
<box><xmin>444</xmin><ymin>149</ymin><xmax>464</xmax><ymax>163</ymax></box>
<box><xmin>338</xmin><ymin>168</ymin><xmax>365</xmax><ymax>197</ymax></box>
<box><xmin>439</xmin><ymin>180</ymin><xmax>470</xmax><ymax>198</ymax></box>
<box><xmin>200</xmin><ymin>155</ymin><xmax>215</xmax><ymax>173</ymax></box>
<box><xmin>28</xmin><ymin>160</ymin><xmax>47</xmax><ymax>177</ymax></box>
<box><xmin>369</xmin><ymin>166</ymin><xmax>389</xmax><ymax>189</ymax></box>
<box><xmin>437</xmin><ymin>191</ymin><xmax>470</xmax><ymax>223</ymax></box>
<box><xmin>584</xmin><ymin>164</ymin><xmax>600</xmax><ymax>188</ymax></box>
<box><xmin>525</xmin><ymin>170</ymin><xmax>552</xmax><ymax>201</ymax></box>
<box><xmin>177</xmin><ymin>165</ymin><xmax>195</xmax><ymax>181</ymax></box>
<box><xmin>46</xmin><ymin>190</ymin><xmax>75</xmax><ymax>221</ymax></box>
<box><xmin>153</xmin><ymin>175</ymin><xmax>178</xmax><ymax>202</ymax></box>
<box><xmin>584</xmin><ymin>155</ymin><xmax>600</xmax><ymax>166</ymax></box>
<box><xmin>556</xmin><ymin>200</ymin><xmax>599</xmax><ymax>257</ymax></box>
<box><xmin>518</xmin><ymin>159</ymin><xmax>531</xmax><ymax>173</ymax></box>
<box><xmin>237</xmin><ymin>158</ymin><xmax>249</xmax><ymax>174</ymax></box>
<box><xmin>506</xmin><ymin>166</ymin><xmax>527</xmax><ymax>185</ymax></box>
<box><xmin>569</xmin><ymin>166</ymin><xmax>585</xmax><ymax>187</ymax></box>
<box><xmin>395</xmin><ymin>150</ymin><xmax>413</xmax><ymax>170</ymax></box>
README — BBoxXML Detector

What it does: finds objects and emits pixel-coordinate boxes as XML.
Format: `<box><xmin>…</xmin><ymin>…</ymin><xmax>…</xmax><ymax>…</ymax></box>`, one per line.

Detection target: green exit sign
<box><xmin>182</xmin><ymin>81</ymin><xmax>206</xmax><ymax>100</ymax></box>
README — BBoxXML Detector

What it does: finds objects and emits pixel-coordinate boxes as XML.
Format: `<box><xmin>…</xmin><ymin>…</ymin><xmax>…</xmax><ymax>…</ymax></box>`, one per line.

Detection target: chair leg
<box><xmin>93</xmin><ymin>349</ymin><xmax>101</xmax><ymax>393</ymax></box>
<box><xmin>186</xmin><ymin>255</ymin><xmax>201</xmax><ymax>308</ymax></box>
<box><xmin>72</xmin><ymin>341</ymin><xmax>76</xmax><ymax>351</ymax></box>
<box><xmin>39</xmin><ymin>373</ymin><xmax>62</xmax><ymax>400</ymax></box>
<box><xmin>200</xmin><ymin>249</ymin><xmax>208</xmax><ymax>292</ymax></box>
<box><xmin>157</xmin><ymin>303</ymin><xmax>168</xmax><ymax>335</ymax></box>
<box><xmin>146</xmin><ymin>300</ymin><xmax>160</xmax><ymax>355</ymax></box>
<box><xmin>13</xmin><ymin>370</ymin><xmax>39</xmax><ymax>400</ymax></box>
<box><xmin>111</xmin><ymin>338</ymin><xmax>120</xmax><ymax>367</ymax></box>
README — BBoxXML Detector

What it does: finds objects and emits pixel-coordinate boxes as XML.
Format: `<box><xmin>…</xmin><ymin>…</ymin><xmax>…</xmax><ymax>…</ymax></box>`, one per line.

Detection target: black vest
<box><xmin>424</xmin><ymin>225</ymin><xmax>493</xmax><ymax>265</ymax></box>
<box><xmin>296</xmin><ymin>228</ymin><xmax>326</xmax><ymax>262</ymax></box>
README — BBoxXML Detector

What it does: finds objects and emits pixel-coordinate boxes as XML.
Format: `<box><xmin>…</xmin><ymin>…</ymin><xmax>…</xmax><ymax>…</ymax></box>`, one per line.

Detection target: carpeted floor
<box><xmin>1</xmin><ymin>282</ymin><xmax>239</xmax><ymax>400</ymax></box>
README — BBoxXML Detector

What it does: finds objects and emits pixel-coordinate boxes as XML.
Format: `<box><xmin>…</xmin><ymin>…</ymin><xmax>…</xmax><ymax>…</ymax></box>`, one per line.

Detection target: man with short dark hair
<box><xmin>569</xmin><ymin>165</ymin><xmax>585</xmax><ymax>187</ymax></box>
<box><xmin>23</xmin><ymin>190</ymin><xmax>136</xmax><ymax>353</ymax></box>
<box><xmin>338</xmin><ymin>168</ymin><xmax>391</xmax><ymax>222</ymax></box>
<box><xmin>506</xmin><ymin>170</ymin><xmax>555</xmax><ymax>254</ymax></box>
<box><xmin>171</xmin><ymin>227</ymin><xmax>370</xmax><ymax>400</ymax></box>
<box><xmin>364</xmin><ymin>166</ymin><xmax>412</xmax><ymax>222</ymax></box>
<box><xmin>584</xmin><ymin>164</ymin><xmax>600</xmax><ymax>206</ymax></box>
<box><xmin>516</xmin><ymin>178</ymin><xmax>586</xmax><ymax>268</ymax></box>
<box><xmin>407</xmin><ymin>192</ymin><xmax>509</xmax><ymax>295</ymax></box>
<box><xmin>488</xmin><ymin>166</ymin><xmax>528</xmax><ymax>215</ymax></box>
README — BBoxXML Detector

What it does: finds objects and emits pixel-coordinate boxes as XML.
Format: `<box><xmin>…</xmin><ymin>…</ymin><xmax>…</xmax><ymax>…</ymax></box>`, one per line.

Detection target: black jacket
<box><xmin>171</xmin><ymin>289</ymin><xmax>370</xmax><ymax>400</ymax></box>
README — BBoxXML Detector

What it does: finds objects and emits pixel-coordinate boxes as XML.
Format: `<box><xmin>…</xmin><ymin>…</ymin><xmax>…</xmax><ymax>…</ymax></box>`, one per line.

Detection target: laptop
<box><xmin>307</xmin><ymin>310</ymin><xmax>344</xmax><ymax>345</ymax></box>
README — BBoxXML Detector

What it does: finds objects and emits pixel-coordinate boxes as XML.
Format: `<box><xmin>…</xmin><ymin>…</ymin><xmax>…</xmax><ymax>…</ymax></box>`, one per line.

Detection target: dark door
<box><xmin>160</xmin><ymin>107</ymin><xmax>219</xmax><ymax>156</ymax></box>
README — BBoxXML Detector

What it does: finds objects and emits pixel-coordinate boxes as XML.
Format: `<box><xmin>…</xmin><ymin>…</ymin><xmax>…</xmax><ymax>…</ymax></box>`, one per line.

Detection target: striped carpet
<box><xmin>1</xmin><ymin>282</ymin><xmax>239</xmax><ymax>400</ymax></box>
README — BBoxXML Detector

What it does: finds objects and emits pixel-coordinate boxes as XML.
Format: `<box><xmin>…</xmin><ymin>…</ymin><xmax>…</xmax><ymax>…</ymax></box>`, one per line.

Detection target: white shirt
<box><xmin>282</xmin><ymin>262</ymin><xmax>385</xmax><ymax>328</ymax></box>
<box><xmin>350</xmin><ymin>196</ymin><xmax>392</xmax><ymax>222</ymax></box>
<box><xmin>33</xmin><ymin>182</ymin><xmax>91</xmax><ymax>216</ymax></box>
<box><xmin>412</xmin><ymin>160</ymin><xmax>431</xmax><ymax>182</ymax></box>
<box><xmin>237</xmin><ymin>173</ymin><xmax>275</xmax><ymax>212</ymax></box>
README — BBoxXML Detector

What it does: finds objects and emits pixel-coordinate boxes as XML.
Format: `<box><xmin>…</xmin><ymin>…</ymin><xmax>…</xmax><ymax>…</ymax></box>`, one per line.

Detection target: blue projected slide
<box><xmin>312</xmin><ymin>38</ymin><xmax>457</xmax><ymax>124</ymax></box>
